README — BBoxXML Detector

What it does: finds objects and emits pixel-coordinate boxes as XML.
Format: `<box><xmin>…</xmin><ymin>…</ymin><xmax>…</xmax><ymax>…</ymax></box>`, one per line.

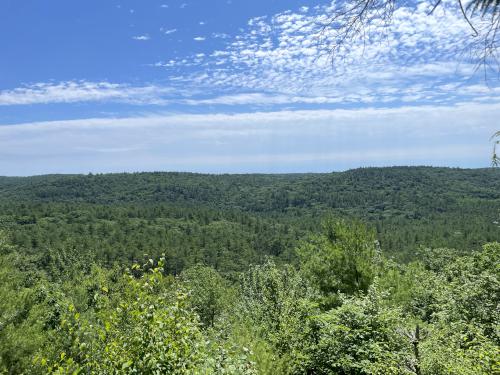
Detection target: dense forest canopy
<box><xmin>0</xmin><ymin>166</ymin><xmax>499</xmax><ymax>374</ymax></box>
<box><xmin>1</xmin><ymin>167</ymin><xmax>499</xmax><ymax>267</ymax></box>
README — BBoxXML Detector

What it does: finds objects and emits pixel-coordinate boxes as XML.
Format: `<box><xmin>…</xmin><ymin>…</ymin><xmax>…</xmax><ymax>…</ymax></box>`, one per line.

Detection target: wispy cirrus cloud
<box><xmin>161</xmin><ymin>28</ymin><xmax>177</xmax><ymax>35</ymax></box>
<box><xmin>1</xmin><ymin>102</ymin><xmax>498</xmax><ymax>175</ymax></box>
<box><xmin>0</xmin><ymin>81</ymin><xmax>176</xmax><ymax>106</ymax></box>
<box><xmin>132</xmin><ymin>34</ymin><xmax>151</xmax><ymax>41</ymax></box>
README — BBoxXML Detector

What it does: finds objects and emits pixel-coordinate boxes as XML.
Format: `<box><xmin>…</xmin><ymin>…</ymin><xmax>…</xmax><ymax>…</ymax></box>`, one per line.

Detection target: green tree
<box><xmin>38</xmin><ymin>258</ymin><xmax>255</xmax><ymax>374</ymax></box>
<box><xmin>181</xmin><ymin>264</ymin><xmax>232</xmax><ymax>327</ymax></box>
<box><xmin>298</xmin><ymin>286</ymin><xmax>413</xmax><ymax>375</ymax></box>
<box><xmin>236</xmin><ymin>260</ymin><xmax>318</xmax><ymax>371</ymax></box>
<box><xmin>297</xmin><ymin>219</ymin><xmax>380</xmax><ymax>307</ymax></box>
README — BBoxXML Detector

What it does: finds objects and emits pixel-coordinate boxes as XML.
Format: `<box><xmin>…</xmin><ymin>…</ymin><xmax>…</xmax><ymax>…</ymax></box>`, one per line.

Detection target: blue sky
<box><xmin>1</xmin><ymin>0</ymin><xmax>499</xmax><ymax>175</ymax></box>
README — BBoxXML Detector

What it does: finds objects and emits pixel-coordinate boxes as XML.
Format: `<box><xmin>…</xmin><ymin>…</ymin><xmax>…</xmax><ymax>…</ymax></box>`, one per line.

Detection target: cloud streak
<box><xmin>1</xmin><ymin>102</ymin><xmax>497</xmax><ymax>175</ymax></box>
<box><xmin>132</xmin><ymin>34</ymin><xmax>151</xmax><ymax>41</ymax></box>
<box><xmin>0</xmin><ymin>81</ymin><xmax>175</xmax><ymax>106</ymax></box>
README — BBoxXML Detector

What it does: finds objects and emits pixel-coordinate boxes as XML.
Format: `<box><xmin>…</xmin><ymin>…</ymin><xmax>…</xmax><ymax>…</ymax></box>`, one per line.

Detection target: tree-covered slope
<box><xmin>1</xmin><ymin>167</ymin><xmax>499</xmax><ymax>213</ymax></box>
<box><xmin>0</xmin><ymin>167</ymin><xmax>499</xmax><ymax>267</ymax></box>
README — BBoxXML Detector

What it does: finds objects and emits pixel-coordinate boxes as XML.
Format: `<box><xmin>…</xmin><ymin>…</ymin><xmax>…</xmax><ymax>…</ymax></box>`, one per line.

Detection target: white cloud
<box><xmin>1</xmin><ymin>102</ymin><xmax>498</xmax><ymax>175</ymax></box>
<box><xmin>161</xmin><ymin>28</ymin><xmax>177</xmax><ymax>35</ymax></box>
<box><xmin>2</xmin><ymin>1</ymin><xmax>499</xmax><ymax>110</ymax></box>
<box><xmin>0</xmin><ymin>81</ymin><xmax>174</xmax><ymax>106</ymax></box>
<box><xmin>159</xmin><ymin>0</ymin><xmax>498</xmax><ymax>107</ymax></box>
<box><xmin>132</xmin><ymin>34</ymin><xmax>150</xmax><ymax>41</ymax></box>
<box><xmin>181</xmin><ymin>93</ymin><xmax>345</xmax><ymax>106</ymax></box>
<box><xmin>213</xmin><ymin>32</ymin><xmax>230</xmax><ymax>39</ymax></box>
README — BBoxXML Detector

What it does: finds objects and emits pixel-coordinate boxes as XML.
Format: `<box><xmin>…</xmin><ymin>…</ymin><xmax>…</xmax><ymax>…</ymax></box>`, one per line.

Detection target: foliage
<box><xmin>297</xmin><ymin>286</ymin><xmax>414</xmax><ymax>375</ymax></box>
<box><xmin>493</xmin><ymin>130</ymin><xmax>500</xmax><ymax>166</ymax></box>
<box><xmin>1</xmin><ymin>168</ymin><xmax>499</xmax><ymax>269</ymax></box>
<box><xmin>181</xmin><ymin>264</ymin><xmax>234</xmax><ymax>327</ymax></box>
<box><xmin>237</xmin><ymin>260</ymin><xmax>318</xmax><ymax>357</ymax></box>
<box><xmin>37</xmin><ymin>258</ymin><xmax>255</xmax><ymax>374</ymax></box>
<box><xmin>435</xmin><ymin>242</ymin><xmax>500</xmax><ymax>342</ymax></box>
<box><xmin>0</xmin><ymin>169</ymin><xmax>499</xmax><ymax>374</ymax></box>
<box><xmin>420</xmin><ymin>322</ymin><xmax>500</xmax><ymax>375</ymax></box>
<box><xmin>297</xmin><ymin>219</ymin><xmax>380</xmax><ymax>307</ymax></box>
<box><xmin>0</xmin><ymin>249</ymin><xmax>46</xmax><ymax>373</ymax></box>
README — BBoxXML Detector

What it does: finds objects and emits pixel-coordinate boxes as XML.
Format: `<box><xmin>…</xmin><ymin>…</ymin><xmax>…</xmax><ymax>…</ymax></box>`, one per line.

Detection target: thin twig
<box><xmin>459</xmin><ymin>0</ymin><xmax>479</xmax><ymax>35</ymax></box>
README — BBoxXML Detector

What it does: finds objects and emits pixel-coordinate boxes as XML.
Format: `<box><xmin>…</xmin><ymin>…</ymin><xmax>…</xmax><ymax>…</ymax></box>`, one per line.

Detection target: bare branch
<box><xmin>459</xmin><ymin>0</ymin><xmax>479</xmax><ymax>35</ymax></box>
<box><xmin>319</xmin><ymin>0</ymin><xmax>499</xmax><ymax>75</ymax></box>
<box><xmin>429</xmin><ymin>0</ymin><xmax>444</xmax><ymax>15</ymax></box>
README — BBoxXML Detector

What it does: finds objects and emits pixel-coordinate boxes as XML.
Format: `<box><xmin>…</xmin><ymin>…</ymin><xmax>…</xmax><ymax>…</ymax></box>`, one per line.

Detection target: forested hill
<box><xmin>1</xmin><ymin>167</ymin><xmax>499</xmax><ymax>213</ymax></box>
<box><xmin>0</xmin><ymin>167</ymin><xmax>499</xmax><ymax>267</ymax></box>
